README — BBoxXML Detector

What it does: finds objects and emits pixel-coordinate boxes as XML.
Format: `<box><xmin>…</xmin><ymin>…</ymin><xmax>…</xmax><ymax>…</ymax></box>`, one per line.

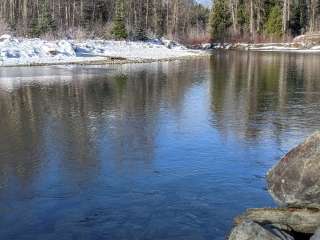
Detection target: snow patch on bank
<box><xmin>0</xmin><ymin>35</ymin><xmax>203</xmax><ymax>66</ymax></box>
<box><xmin>205</xmin><ymin>41</ymin><xmax>320</xmax><ymax>52</ymax></box>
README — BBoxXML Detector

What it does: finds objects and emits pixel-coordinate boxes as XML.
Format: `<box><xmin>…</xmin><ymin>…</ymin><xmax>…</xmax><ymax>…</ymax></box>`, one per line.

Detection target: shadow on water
<box><xmin>0</xmin><ymin>53</ymin><xmax>319</xmax><ymax>239</ymax></box>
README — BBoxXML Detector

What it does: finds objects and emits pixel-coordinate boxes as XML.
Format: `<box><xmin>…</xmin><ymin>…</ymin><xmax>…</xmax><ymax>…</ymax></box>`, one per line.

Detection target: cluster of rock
<box><xmin>293</xmin><ymin>33</ymin><xmax>320</xmax><ymax>48</ymax></box>
<box><xmin>228</xmin><ymin>131</ymin><xmax>320</xmax><ymax>240</ymax></box>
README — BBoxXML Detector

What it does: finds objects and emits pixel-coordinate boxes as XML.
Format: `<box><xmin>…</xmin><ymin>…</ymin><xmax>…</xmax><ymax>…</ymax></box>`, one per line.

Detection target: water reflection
<box><xmin>0</xmin><ymin>60</ymin><xmax>207</xmax><ymax>190</ymax></box>
<box><xmin>0</xmin><ymin>54</ymin><xmax>319</xmax><ymax>240</ymax></box>
<box><xmin>209</xmin><ymin>51</ymin><xmax>320</xmax><ymax>146</ymax></box>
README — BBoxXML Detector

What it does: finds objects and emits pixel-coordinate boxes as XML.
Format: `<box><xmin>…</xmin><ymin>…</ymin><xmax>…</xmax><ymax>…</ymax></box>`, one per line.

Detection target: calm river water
<box><xmin>0</xmin><ymin>51</ymin><xmax>320</xmax><ymax>240</ymax></box>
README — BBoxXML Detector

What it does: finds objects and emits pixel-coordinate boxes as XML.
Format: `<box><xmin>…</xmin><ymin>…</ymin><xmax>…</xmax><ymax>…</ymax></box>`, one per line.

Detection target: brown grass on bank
<box><xmin>40</xmin><ymin>23</ymin><xmax>114</xmax><ymax>41</ymax></box>
<box><xmin>0</xmin><ymin>18</ymin><xmax>10</xmax><ymax>36</ymax></box>
<box><xmin>227</xmin><ymin>32</ymin><xmax>294</xmax><ymax>44</ymax></box>
<box><xmin>180</xmin><ymin>34</ymin><xmax>212</xmax><ymax>45</ymax></box>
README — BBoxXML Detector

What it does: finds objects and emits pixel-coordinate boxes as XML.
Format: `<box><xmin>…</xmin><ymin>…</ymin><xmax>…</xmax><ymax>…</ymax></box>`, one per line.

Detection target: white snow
<box><xmin>0</xmin><ymin>35</ymin><xmax>204</xmax><ymax>66</ymax></box>
<box><xmin>248</xmin><ymin>44</ymin><xmax>320</xmax><ymax>52</ymax></box>
<box><xmin>248</xmin><ymin>43</ymin><xmax>301</xmax><ymax>51</ymax></box>
<box><xmin>212</xmin><ymin>42</ymin><xmax>320</xmax><ymax>52</ymax></box>
<box><xmin>310</xmin><ymin>45</ymin><xmax>320</xmax><ymax>50</ymax></box>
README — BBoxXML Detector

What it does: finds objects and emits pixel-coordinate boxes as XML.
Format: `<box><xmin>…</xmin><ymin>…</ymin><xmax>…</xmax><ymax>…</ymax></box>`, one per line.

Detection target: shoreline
<box><xmin>206</xmin><ymin>42</ymin><xmax>320</xmax><ymax>53</ymax></box>
<box><xmin>1</xmin><ymin>33</ymin><xmax>320</xmax><ymax>68</ymax></box>
<box><xmin>2</xmin><ymin>45</ymin><xmax>320</xmax><ymax>68</ymax></box>
<box><xmin>0</xmin><ymin>54</ymin><xmax>211</xmax><ymax>68</ymax></box>
<box><xmin>0</xmin><ymin>35</ymin><xmax>209</xmax><ymax>68</ymax></box>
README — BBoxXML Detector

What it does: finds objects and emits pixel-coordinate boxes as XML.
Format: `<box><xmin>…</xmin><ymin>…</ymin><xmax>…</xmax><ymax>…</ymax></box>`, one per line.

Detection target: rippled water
<box><xmin>0</xmin><ymin>51</ymin><xmax>320</xmax><ymax>240</ymax></box>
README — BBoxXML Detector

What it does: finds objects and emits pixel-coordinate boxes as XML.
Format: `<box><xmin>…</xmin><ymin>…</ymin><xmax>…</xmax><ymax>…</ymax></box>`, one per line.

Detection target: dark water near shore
<box><xmin>0</xmin><ymin>51</ymin><xmax>320</xmax><ymax>240</ymax></box>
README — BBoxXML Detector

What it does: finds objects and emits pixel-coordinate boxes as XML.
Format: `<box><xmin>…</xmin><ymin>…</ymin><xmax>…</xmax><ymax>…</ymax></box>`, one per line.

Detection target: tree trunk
<box><xmin>250</xmin><ymin>0</ymin><xmax>254</xmax><ymax>40</ymax></box>
<box><xmin>282</xmin><ymin>0</ymin><xmax>288</xmax><ymax>34</ymax></box>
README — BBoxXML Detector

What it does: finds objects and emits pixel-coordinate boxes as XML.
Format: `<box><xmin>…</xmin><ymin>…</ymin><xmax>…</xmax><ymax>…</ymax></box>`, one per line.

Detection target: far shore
<box><xmin>0</xmin><ymin>35</ymin><xmax>209</xmax><ymax>67</ymax></box>
<box><xmin>2</xmin><ymin>33</ymin><xmax>320</xmax><ymax>68</ymax></box>
<box><xmin>202</xmin><ymin>36</ymin><xmax>320</xmax><ymax>53</ymax></box>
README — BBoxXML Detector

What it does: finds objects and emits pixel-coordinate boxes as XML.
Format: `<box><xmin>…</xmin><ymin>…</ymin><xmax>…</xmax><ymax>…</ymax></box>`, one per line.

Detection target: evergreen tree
<box><xmin>30</xmin><ymin>0</ymin><xmax>56</xmax><ymax>37</ymax></box>
<box><xmin>209</xmin><ymin>0</ymin><xmax>231</xmax><ymax>42</ymax></box>
<box><xmin>237</xmin><ymin>3</ymin><xmax>249</xmax><ymax>35</ymax></box>
<box><xmin>134</xmin><ymin>20</ymin><xmax>147</xmax><ymax>41</ymax></box>
<box><xmin>289</xmin><ymin>4</ymin><xmax>303</xmax><ymax>36</ymax></box>
<box><xmin>111</xmin><ymin>0</ymin><xmax>128</xmax><ymax>40</ymax></box>
<box><xmin>264</xmin><ymin>5</ymin><xmax>283</xmax><ymax>38</ymax></box>
<box><xmin>297</xmin><ymin>0</ymin><xmax>308</xmax><ymax>34</ymax></box>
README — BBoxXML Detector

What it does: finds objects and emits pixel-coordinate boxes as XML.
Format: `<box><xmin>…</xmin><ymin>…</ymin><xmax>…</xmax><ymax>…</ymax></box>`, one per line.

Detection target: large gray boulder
<box><xmin>267</xmin><ymin>131</ymin><xmax>320</xmax><ymax>208</ymax></box>
<box><xmin>235</xmin><ymin>208</ymin><xmax>320</xmax><ymax>234</ymax></box>
<box><xmin>228</xmin><ymin>221</ymin><xmax>293</xmax><ymax>240</ymax></box>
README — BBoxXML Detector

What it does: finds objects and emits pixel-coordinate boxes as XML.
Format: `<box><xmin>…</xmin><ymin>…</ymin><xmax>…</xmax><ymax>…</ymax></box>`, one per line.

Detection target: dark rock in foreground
<box><xmin>228</xmin><ymin>221</ymin><xmax>294</xmax><ymax>240</ymax></box>
<box><xmin>267</xmin><ymin>131</ymin><xmax>320</xmax><ymax>208</ymax></box>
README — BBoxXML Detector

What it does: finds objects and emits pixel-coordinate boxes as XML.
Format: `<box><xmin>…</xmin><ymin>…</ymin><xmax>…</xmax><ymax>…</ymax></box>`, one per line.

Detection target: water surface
<box><xmin>0</xmin><ymin>51</ymin><xmax>320</xmax><ymax>240</ymax></box>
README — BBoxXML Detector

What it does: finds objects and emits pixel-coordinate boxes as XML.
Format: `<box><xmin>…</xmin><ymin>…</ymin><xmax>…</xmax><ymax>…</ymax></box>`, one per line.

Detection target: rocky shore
<box><xmin>228</xmin><ymin>131</ymin><xmax>320</xmax><ymax>240</ymax></box>
<box><xmin>193</xmin><ymin>33</ymin><xmax>320</xmax><ymax>53</ymax></box>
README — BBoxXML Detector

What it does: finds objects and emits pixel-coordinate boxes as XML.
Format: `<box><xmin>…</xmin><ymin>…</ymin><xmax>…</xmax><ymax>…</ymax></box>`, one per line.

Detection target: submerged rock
<box><xmin>228</xmin><ymin>221</ymin><xmax>293</xmax><ymax>240</ymax></box>
<box><xmin>267</xmin><ymin>131</ymin><xmax>320</xmax><ymax>208</ymax></box>
<box><xmin>235</xmin><ymin>208</ymin><xmax>320</xmax><ymax>234</ymax></box>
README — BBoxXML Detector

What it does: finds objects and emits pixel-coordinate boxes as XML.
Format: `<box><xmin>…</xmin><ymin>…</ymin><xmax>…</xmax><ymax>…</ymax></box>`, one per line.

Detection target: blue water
<box><xmin>0</xmin><ymin>51</ymin><xmax>319</xmax><ymax>240</ymax></box>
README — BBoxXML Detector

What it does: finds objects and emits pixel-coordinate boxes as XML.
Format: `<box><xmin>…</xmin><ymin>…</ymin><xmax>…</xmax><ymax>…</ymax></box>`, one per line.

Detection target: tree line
<box><xmin>209</xmin><ymin>0</ymin><xmax>320</xmax><ymax>42</ymax></box>
<box><xmin>0</xmin><ymin>0</ymin><xmax>209</xmax><ymax>42</ymax></box>
<box><xmin>1</xmin><ymin>0</ymin><xmax>318</xmax><ymax>42</ymax></box>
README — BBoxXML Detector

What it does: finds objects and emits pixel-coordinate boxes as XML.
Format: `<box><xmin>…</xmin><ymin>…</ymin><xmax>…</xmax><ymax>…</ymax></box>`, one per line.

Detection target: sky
<box><xmin>197</xmin><ymin>0</ymin><xmax>211</xmax><ymax>7</ymax></box>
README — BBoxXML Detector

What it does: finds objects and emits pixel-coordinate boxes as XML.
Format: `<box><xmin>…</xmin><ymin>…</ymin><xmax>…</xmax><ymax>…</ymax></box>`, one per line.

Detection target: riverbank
<box><xmin>195</xmin><ymin>33</ymin><xmax>320</xmax><ymax>53</ymax></box>
<box><xmin>221</xmin><ymin>42</ymin><xmax>320</xmax><ymax>53</ymax></box>
<box><xmin>196</xmin><ymin>42</ymin><xmax>320</xmax><ymax>52</ymax></box>
<box><xmin>0</xmin><ymin>35</ymin><xmax>207</xmax><ymax>67</ymax></box>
